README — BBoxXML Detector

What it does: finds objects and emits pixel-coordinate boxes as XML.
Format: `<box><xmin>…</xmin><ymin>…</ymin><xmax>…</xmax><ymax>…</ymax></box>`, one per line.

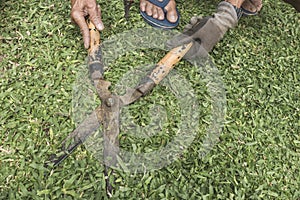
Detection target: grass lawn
<box><xmin>1</xmin><ymin>0</ymin><xmax>299</xmax><ymax>199</ymax></box>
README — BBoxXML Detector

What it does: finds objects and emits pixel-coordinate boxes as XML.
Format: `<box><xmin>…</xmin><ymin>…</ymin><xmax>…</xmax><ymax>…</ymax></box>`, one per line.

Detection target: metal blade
<box><xmin>46</xmin><ymin>107</ymin><xmax>102</xmax><ymax>167</ymax></box>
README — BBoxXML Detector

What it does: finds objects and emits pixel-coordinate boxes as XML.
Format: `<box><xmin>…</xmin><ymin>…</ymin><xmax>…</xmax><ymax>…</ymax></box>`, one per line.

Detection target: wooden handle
<box><xmin>87</xmin><ymin>19</ymin><xmax>101</xmax><ymax>54</ymax></box>
<box><xmin>87</xmin><ymin>19</ymin><xmax>104</xmax><ymax>80</ymax></box>
<box><xmin>149</xmin><ymin>42</ymin><xmax>193</xmax><ymax>84</ymax></box>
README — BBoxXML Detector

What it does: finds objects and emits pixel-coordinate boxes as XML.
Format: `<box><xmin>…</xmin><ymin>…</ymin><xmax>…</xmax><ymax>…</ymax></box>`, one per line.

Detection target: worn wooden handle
<box><xmin>149</xmin><ymin>42</ymin><xmax>193</xmax><ymax>84</ymax></box>
<box><xmin>87</xmin><ymin>20</ymin><xmax>104</xmax><ymax>80</ymax></box>
<box><xmin>87</xmin><ymin>20</ymin><xmax>101</xmax><ymax>54</ymax></box>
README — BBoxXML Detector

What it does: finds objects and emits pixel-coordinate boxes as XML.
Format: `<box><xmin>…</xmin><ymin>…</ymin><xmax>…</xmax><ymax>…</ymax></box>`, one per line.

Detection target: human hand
<box><xmin>167</xmin><ymin>1</ymin><xmax>238</xmax><ymax>58</ymax></box>
<box><xmin>71</xmin><ymin>0</ymin><xmax>104</xmax><ymax>48</ymax></box>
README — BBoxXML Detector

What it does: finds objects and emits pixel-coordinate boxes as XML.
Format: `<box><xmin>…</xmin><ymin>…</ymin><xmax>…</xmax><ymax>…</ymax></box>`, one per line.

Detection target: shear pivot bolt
<box><xmin>106</xmin><ymin>98</ymin><xmax>114</xmax><ymax>107</ymax></box>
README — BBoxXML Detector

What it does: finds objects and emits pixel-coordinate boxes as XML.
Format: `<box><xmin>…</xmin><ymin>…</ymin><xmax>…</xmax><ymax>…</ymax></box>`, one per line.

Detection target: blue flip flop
<box><xmin>241</xmin><ymin>7</ymin><xmax>258</xmax><ymax>16</ymax></box>
<box><xmin>140</xmin><ymin>0</ymin><xmax>180</xmax><ymax>29</ymax></box>
<box><xmin>240</xmin><ymin>0</ymin><xmax>259</xmax><ymax>16</ymax></box>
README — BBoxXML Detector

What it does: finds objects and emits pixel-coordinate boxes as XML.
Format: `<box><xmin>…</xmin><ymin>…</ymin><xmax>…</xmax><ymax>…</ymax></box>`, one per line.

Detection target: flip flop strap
<box><xmin>147</xmin><ymin>0</ymin><xmax>170</xmax><ymax>8</ymax></box>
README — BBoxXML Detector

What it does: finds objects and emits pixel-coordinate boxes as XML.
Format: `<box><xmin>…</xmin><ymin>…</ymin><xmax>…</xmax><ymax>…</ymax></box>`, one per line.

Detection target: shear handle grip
<box><xmin>87</xmin><ymin>20</ymin><xmax>104</xmax><ymax>80</ymax></box>
<box><xmin>87</xmin><ymin>19</ymin><xmax>101</xmax><ymax>53</ymax></box>
<box><xmin>149</xmin><ymin>42</ymin><xmax>193</xmax><ymax>85</ymax></box>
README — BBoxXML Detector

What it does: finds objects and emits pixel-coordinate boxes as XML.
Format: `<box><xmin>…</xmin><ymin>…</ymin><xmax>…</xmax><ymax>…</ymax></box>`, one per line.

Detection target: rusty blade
<box><xmin>46</xmin><ymin>106</ymin><xmax>103</xmax><ymax>167</ymax></box>
<box><xmin>100</xmin><ymin>94</ymin><xmax>121</xmax><ymax>196</ymax></box>
<box><xmin>100</xmin><ymin>95</ymin><xmax>120</xmax><ymax>168</ymax></box>
<box><xmin>63</xmin><ymin>106</ymin><xmax>103</xmax><ymax>146</ymax></box>
<box><xmin>92</xmin><ymin>78</ymin><xmax>121</xmax><ymax>195</ymax></box>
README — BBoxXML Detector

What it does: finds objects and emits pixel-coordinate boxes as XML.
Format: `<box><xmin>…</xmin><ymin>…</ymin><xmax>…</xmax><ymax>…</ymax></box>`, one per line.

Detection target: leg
<box><xmin>241</xmin><ymin>0</ymin><xmax>263</xmax><ymax>15</ymax></box>
<box><xmin>283</xmin><ymin>0</ymin><xmax>300</xmax><ymax>12</ymax></box>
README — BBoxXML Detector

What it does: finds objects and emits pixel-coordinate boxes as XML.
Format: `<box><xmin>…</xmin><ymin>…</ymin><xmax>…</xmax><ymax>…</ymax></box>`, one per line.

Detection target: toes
<box><xmin>157</xmin><ymin>7</ymin><xmax>165</xmax><ymax>20</ymax></box>
<box><xmin>242</xmin><ymin>0</ymin><xmax>262</xmax><ymax>12</ymax></box>
<box><xmin>165</xmin><ymin>1</ymin><xmax>178</xmax><ymax>23</ymax></box>
<box><xmin>250</xmin><ymin>0</ymin><xmax>262</xmax><ymax>11</ymax></box>
<box><xmin>140</xmin><ymin>0</ymin><xmax>164</xmax><ymax>20</ymax></box>
<box><xmin>165</xmin><ymin>9</ymin><xmax>178</xmax><ymax>23</ymax></box>
<box><xmin>140</xmin><ymin>0</ymin><xmax>178</xmax><ymax>22</ymax></box>
<box><xmin>152</xmin><ymin>7</ymin><xmax>159</xmax><ymax>19</ymax></box>
<box><xmin>140</xmin><ymin>0</ymin><xmax>146</xmax><ymax>12</ymax></box>
<box><xmin>145</xmin><ymin>3</ymin><xmax>153</xmax><ymax>17</ymax></box>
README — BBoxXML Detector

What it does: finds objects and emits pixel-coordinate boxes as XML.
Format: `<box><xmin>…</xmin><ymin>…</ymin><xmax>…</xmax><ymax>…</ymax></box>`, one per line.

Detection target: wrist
<box><xmin>222</xmin><ymin>1</ymin><xmax>243</xmax><ymax>19</ymax></box>
<box><xmin>225</xmin><ymin>0</ymin><xmax>243</xmax><ymax>8</ymax></box>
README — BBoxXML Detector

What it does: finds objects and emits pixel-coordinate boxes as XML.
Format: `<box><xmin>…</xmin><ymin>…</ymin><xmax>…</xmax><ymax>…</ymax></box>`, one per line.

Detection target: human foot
<box><xmin>241</xmin><ymin>0</ymin><xmax>262</xmax><ymax>15</ymax></box>
<box><xmin>140</xmin><ymin>0</ymin><xmax>179</xmax><ymax>27</ymax></box>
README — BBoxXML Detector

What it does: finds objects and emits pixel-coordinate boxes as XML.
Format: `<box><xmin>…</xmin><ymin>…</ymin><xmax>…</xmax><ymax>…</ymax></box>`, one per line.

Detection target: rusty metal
<box><xmin>45</xmin><ymin>18</ymin><xmax>192</xmax><ymax>196</ymax></box>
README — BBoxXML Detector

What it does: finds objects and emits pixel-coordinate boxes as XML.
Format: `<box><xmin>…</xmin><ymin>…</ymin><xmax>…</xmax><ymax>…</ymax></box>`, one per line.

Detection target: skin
<box><xmin>71</xmin><ymin>0</ymin><xmax>298</xmax><ymax>48</ymax></box>
<box><xmin>225</xmin><ymin>0</ymin><xmax>263</xmax><ymax>12</ymax></box>
<box><xmin>71</xmin><ymin>0</ymin><xmax>180</xmax><ymax>49</ymax></box>
<box><xmin>139</xmin><ymin>0</ymin><xmax>264</xmax><ymax>22</ymax></box>
<box><xmin>140</xmin><ymin>0</ymin><xmax>178</xmax><ymax>23</ymax></box>
<box><xmin>70</xmin><ymin>0</ymin><xmax>256</xmax><ymax>49</ymax></box>
<box><xmin>241</xmin><ymin>0</ymin><xmax>262</xmax><ymax>12</ymax></box>
<box><xmin>71</xmin><ymin>0</ymin><xmax>104</xmax><ymax>49</ymax></box>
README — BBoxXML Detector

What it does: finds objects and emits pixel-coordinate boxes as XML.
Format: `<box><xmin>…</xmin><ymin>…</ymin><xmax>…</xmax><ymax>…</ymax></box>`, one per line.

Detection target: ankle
<box><xmin>225</xmin><ymin>0</ymin><xmax>244</xmax><ymax>8</ymax></box>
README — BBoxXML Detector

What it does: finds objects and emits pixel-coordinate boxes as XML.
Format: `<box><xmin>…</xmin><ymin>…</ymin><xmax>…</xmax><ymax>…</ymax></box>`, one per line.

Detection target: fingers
<box><xmin>71</xmin><ymin>10</ymin><xmax>90</xmax><ymax>49</ymax></box>
<box><xmin>183</xmin><ymin>16</ymin><xmax>203</xmax><ymax>32</ymax></box>
<box><xmin>88</xmin><ymin>5</ymin><xmax>104</xmax><ymax>31</ymax></box>
<box><xmin>190</xmin><ymin>16</ymin><xmax>203</xmax><ymax>25</ymax></box>
<box><xmin>71</xmin><ymin>0</ymin><xmax>104</xmax><ymax>49</ymax></box>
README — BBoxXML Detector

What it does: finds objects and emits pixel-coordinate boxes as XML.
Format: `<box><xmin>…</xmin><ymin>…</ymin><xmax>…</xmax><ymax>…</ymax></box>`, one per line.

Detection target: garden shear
<box><xmin>46</xmin><ymin>18</ymin><xmax>192</xmax><ymax>196</ymax></box>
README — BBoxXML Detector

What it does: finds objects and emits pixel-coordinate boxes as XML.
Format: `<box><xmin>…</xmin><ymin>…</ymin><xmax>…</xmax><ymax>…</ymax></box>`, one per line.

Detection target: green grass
<box><xmin>1</xmin><ymin>0</ymin><xmax>299</xmax><ymax>199</ymax></box>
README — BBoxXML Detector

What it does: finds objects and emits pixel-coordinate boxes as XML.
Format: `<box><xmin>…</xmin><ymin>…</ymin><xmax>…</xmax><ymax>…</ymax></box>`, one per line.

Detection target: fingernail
<box><xmin>96</xmin><ymin>23</ymin><xmax>104</xmax><ymax>31</ymax></box>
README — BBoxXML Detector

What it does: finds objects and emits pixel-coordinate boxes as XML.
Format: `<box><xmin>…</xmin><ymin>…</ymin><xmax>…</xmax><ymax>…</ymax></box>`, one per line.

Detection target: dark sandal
<box><xmin>140</xmin><ymin>0</ymin><xmax>180</xmax><ymax>29</ymax></box>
